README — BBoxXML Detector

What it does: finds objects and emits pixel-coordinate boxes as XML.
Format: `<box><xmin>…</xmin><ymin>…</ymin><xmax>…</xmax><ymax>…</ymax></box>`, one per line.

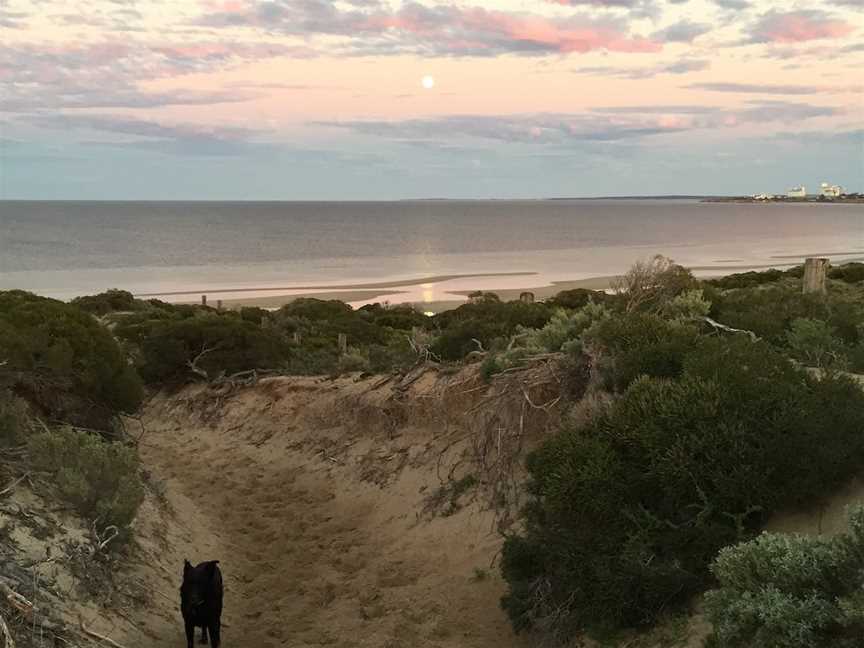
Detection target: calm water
<box><xmin>1</xmin><ymin>200</ymin><xmax>862</xmax><ymax>303</ymax></box>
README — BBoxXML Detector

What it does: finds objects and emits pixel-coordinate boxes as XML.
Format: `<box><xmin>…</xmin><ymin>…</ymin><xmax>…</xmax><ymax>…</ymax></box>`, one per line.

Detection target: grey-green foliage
<box><xmin>661</xmin><ymin>288</ymin><xmax>712</xmax><ymax>322</ymax></box>
<box><xmin>785</xmin><ymin>318</ymin><xmax>849</xmax><ymax>370</ymax></box>
<box><xmin>483</xmin><ymin>303</ymin><xmax>610</xmax><ymax>378</ymax></box>
<box><xmin>28</xmin><ymin>427</ymin><xmax>144</xmax><ymax>530</ymax></box>
<box><xmin>705</xmin><ymin>506</ymin><xmax>864</xmax><ymax>648</ymax></box>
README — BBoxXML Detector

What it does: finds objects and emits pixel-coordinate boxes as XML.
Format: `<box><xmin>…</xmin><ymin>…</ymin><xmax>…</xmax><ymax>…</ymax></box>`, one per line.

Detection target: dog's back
<box><xmin>180</xmin><ymin>560</ymin><xmax>223</xmax><ymax>648</ymax></box>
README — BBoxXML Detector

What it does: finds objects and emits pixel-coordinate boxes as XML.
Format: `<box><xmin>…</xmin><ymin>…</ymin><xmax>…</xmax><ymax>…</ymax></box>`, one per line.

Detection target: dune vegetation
<box><xmin>0</xmin><ymin>257</ymin><xmax>863</xmax><ymax>646</ymax></box>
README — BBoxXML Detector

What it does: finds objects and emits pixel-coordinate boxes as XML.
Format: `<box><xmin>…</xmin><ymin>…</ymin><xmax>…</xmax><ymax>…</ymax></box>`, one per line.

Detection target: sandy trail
<box><xmin>135</xmin><ymin>376</ymin><xmax>526</xmax><ymax>648</ymax></box>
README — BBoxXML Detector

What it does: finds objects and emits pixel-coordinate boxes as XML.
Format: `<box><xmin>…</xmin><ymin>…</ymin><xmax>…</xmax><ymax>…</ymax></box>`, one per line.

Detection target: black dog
<box><xmin>180</xmin><ymin>560</ymin><xmax>223</xmax><ymax>648</ymax></box>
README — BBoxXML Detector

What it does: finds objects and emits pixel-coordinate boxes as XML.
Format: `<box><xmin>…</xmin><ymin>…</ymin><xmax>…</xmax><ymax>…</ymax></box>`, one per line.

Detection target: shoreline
<box><xmin>166</xmin><ymin>256</ymin><xmax>864</xmax><ymax>313</ymax></box>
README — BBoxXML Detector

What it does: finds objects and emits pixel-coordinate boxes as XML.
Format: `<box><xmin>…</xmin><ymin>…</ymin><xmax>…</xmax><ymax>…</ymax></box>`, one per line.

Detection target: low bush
<box><xmin>71</xmin><ymin>289</ymin><xmax>142</xmax><ymax>316</ymax></box>
<box><xmin>584</xmin><ymin>313</ymin><xmax>700</xmax><ymax>391</ymax></box>
<box><xmin>28</xmin><ymin>426</ymin><xmax>144</xmax><ymax>529</ymax></box>
<box><xmin>705</xmin><ymin>267</ymin><xmax>801</xmax><ymax>290</ymax></box>
<box><xmin>0</xmin><ymin>291</ymin><xmax>143</xmax><ymax>427</ymax></box>
<box><xmin>0</xmin><ymin>391</ymin><xmax>29</xmax><ymax>446</ymax></box>
<box><xmin>785</xmin><ymin>318</ymin><xmax>849</xmax><ymax>370</ymax></box>
<box><xmin>431</xmin><ymin>300</ymin><xmax>553</xmax><ymax>361</ymax></box>
<box><xmin>830</xmin><ymin>262</ymin><xmax>864</xmax><ymax>284</ymax></box>
<box><xmin>135</xmin><ymin>313</ymin><xmax>288</xmax><ymax>383</ymax></box>
<box><xmin>546</xmin><ymin>288</ymin><xmax>611</xmax><ymax>311</ymax></box>
<box><xmin>705</xmin><ymin>507</ymin><xmax>864</xmax><ymax>648</ymax></box>
<box><xmin>501</xmin><ymin>333</ymin><xmax>864</xmax><ymax>639</ymax></box>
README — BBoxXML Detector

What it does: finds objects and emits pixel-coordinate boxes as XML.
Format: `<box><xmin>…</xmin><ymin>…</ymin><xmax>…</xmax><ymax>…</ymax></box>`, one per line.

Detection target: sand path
<box><xmin>135</xmin><ymin>380</ymin><xmax>521</xmax><ymax>648</ymax></box>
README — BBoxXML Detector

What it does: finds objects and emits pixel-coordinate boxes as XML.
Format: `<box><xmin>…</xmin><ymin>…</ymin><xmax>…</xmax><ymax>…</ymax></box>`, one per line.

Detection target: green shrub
<box><xmin>705</xmin><ymin>507</ymin><xmax>864</xmax><ymax>648</ymax></box>
<box><xmin>71</xmin><ymin>289</ymin><xmax>141</xmax><ymax>316</ymax></box>
<box><xmin>0</xmin><ymin>291</ymin><xmax>143</xmax><ymax>427</ymax></box>
<box><xmin>28</xmin><ymin>427</ymin><xmax>144</xmax><ymax>529</ymax></box>
<box><xmin>830</xmin><ymin>262</ymin><xmax>864</xmax><ymax>284</ymax></box>
<box><xmin>431</xmin><ymin>300</ymin><xmax>553</xmax><ymax>361</ymax></box>
<box><xmin>584</xmin><ymin>313</ymin><xmax>699</xmax><ymax>390</ymax></box>
<box><xmin>135</xmin><ymin>313</ymin><xmax>287</xmax><ymax>383</ymax></box>
<box><xmin>546</xmin><ymin>288</ymin><xmax>611</xmax><ymax>311</ymax></box>
<box><xmin>710</xmin><ymin>285</ymin><xmax>864</xmax><ymax>347</ymax></box>
<box><xmin>0</xmin><ymin>391</ymin><xmax>29</xmax><ymax>446</ymax></box>
<box><xmin>706</xmin><ymin>268</ymin><xmax>801</xmax><ymax>290</ymax></box>
<box><xmin>501</xmin><ymin>333</ymin><xmax>864</xmax><ymax>639</ymax></box>
<box><xmin>785</xmin><ymin>318</ymin><xmax>849</xmax><ymax>369</ymax></box>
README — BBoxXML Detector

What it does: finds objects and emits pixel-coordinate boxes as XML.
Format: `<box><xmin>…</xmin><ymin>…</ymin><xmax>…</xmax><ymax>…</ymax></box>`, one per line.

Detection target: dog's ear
<box><xmin>183</xmin><ymin>560</ymin><xmax>192</xmax><ymax>578</ymax></box>
<box><xmin>206</xmin><ymin>560</ymin><xmax>219</xmax><ymax>573</ymax></box>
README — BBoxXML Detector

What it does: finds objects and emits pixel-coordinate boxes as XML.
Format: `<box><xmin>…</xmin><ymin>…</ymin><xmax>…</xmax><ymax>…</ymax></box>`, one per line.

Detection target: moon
<box><xmin>421</xmin><ymin>75</ymin><xmax>435</xmax><ymax>89</ymax></box>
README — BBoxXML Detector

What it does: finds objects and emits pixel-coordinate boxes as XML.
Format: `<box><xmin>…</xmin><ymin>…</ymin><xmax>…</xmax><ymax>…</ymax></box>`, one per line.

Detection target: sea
<box><xmin>1</xmin><ymin>200</ymin><xmax>862</xmax><ymax>307</ymax></box>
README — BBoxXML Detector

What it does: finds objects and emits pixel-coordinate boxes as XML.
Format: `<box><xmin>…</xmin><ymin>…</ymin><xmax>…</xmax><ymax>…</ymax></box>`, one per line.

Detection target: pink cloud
<box><xmin>196</xmin><ymin>1</ymin><xmax>661</xmax><ymax>57</ymax></box>
<box><xmin>749</xmin><ymin>10</ymin><xmax>855</xmax><ymax>44</ymax></box>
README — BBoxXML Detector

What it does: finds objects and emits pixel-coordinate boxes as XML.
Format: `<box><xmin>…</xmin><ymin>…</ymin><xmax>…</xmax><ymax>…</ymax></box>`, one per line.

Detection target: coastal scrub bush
<box><xmin>431</xmin><ymin>300</ymin><xmax>552</xmax><ymax>361</ymax></box>
<box><xmin>0</xmin><ymin>391</ymin><xmax>29</xmax><ymax>446</ymax></box>
<box><xmin>135</xmin><ymin>313</ymin><xmax>288</xmax><ymax>383</ymax></box>
<box><xmin>704</xmin><ymin>507</ymin><xmax>864</xmax><ymax>648</ymax></box>
<box><xmin>785</xmin><ymin>318</ymin><xmax>849</xmax><ymax>370</ymax></box>
<box><xmin>500</xmin><ymin>334</ymin><xmax>864</xmax><ymax>639</ymax></box>
<box><xmin>705</xmin><ymin>267</ymin><xmax>802</xmax><ymax>290</ymax></box>
<box><xmin>611</xmin><ymin>255</ymin><xmax>698</xmax><ymax>312</ymax></box>
<box><xmin>28</xmin><ymin>426</ymin><xmax>144</xmax><ymax>530</ymax></box>
<box><xmin>0</xmin><ymin>290</ymin><xmax>143</xmax><ymax>427</ymax></box>
<box><xmin>709</xmin><ymin>284</ymin><xmax>864</xmax><ymax>346</ymax></box>
<box><xmin>830</xmin><ymin>262</ymin><xmax>864</xmax><ymax>284</ymax></box>
<box><xmin>583</xmin><ymin>312</ymin><xmax>700</xmax><ymax>391</ymax></box>
<box><xmin>546</xmin><ymin>288</ymin><xmax>611</xmax><ymax>311</ymax></box>
<box><xmin>71</xmin><ymin>289</ymin><xmax>142</xmax><ymax>316</ymax></box>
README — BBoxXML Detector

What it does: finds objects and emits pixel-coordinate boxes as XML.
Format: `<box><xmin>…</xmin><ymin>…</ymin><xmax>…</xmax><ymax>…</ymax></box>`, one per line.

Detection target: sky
<box><xmin>0</xmin><ymin>0</ymin><xmax>861</xmax><ymax>199</ymax></box>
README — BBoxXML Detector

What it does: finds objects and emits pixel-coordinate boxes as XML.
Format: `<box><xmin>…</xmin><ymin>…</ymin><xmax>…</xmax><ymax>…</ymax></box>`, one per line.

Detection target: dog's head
<box><xmin>181</xmin><ymin>560</ymin><xmax>220</xmax><ymax>610</ymax></box>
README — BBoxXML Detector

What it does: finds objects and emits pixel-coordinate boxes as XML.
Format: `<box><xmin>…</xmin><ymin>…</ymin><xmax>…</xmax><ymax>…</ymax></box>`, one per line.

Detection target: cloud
<box><xmin>0</xmin><ymin>41</ymin><xmax>305</xmax><ymax>113</ymax></box>
<box><xmin>687</xmin><ymin>82</ymin><xmax>825</xmax><ymax>94</ymax></box>
<box><xmin>746</xmin><ymin>10</ymin><xmax>855</xmax><ymax>43</ymax></box>
<box><xmin>713</xmin><ymin>0</ymin><xmax>750</xmax><ymax>9</ymax></box>
<box><xmin>315</xmin><ymin>101</ymin><xmax>838</xmax><ymax>147</ymax></box>
<box><xmin>576</xmin><ymin>57</ymin><xmax>709</xmax><ymax>78</ymax></box>
<box><xmin>24</xmin><ymin>113</ymin><xmax>273</xmax><ymax>156</ymax></box>
<box><xmin>651</xmin><ymin>20</ymin><xmax>712</xmax><ymax>43</ymax></box>
<box><xmin>196</xmin><ymin>0</ymin><xmax>661</xmax><ymax>57</ymax></box>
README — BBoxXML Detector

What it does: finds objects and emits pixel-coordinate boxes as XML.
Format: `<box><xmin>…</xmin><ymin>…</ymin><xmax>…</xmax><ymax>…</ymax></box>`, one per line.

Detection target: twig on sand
<box><xmin>78</xmin><ymin>616</ymin><xmax>128</xmax><ymax>648</ymax></box>
<box><xmin>0</xmin><ymin>474</ymin><xmax>29</xmax><ymax>498</ymax></box>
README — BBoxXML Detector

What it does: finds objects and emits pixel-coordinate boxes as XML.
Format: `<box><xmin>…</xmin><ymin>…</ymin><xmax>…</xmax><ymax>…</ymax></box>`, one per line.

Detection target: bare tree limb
<box><xmin>187</xmin><ymin>342</ymin><xmax>223</xmax><ymax>380</ymax></box>
<box><xmin>703</xmin><ymin>317</ymin><xmax>759</xmax><ymax>341</ymax></box>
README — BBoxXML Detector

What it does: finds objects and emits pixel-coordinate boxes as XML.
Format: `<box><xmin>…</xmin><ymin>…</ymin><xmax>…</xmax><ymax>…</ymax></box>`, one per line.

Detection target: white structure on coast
<box><xmin>820</xmin><ymin>182</ymin><xmax>843</xmax><ymax>198</ymax></box>
<box><xmin>787</xmin><ymin>185</ymin><xmax>806</xmax><ymax>198</ymax></box>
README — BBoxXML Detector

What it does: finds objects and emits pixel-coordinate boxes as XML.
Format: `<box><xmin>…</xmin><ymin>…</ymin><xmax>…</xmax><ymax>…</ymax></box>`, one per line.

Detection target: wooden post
<box><xmin>216</xmin><ymin>299</ymin><xmax>223</xmax><ymax>310</ymax></box>
<box><xmin>201</xmin><ymin>295</ymin><xmax>207</xmax><ymax>307</ymax></box>
<box><xmin>337</xmin><ymin>333</ymin><xmax>348</xmax><ymax>354</ymax></box>
<box><xmin>802</xmin><ymin>257</ymin><xmax>829</xmax><ymax>294</ymax></box>
<box><xmin>519</xmin><ymin>291</ymin><xmax>535</xmax><ymax>304</ymax></box>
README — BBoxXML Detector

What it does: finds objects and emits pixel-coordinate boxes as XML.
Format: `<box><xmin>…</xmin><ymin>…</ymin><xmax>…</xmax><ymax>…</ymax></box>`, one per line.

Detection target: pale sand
<box><xmin>208</xmin><ymin>276</ymin><xmax>619</xmax><ymax>313</ymax></box>
<box><xmin>137</xmin><ymin>271</ymin><xmax>537</xmax><ymax>298</ymax></box>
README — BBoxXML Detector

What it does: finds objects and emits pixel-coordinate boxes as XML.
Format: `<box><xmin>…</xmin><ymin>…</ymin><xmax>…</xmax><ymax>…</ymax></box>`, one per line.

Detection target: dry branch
<box><xmin>78</xmin><ymin>616</ymin><xmax>128</xmax><ymax>648</ymax></box>
<box><xmin>0</xmin><ymin>580</ymin><xmax>33</xmax><ymax>621</ymax></box>
<box><xmin>0</xmin><ymin>474</ymin><xmax>29</xmax><ymax>499</ymax></box>
<box><xmin>703</xmin><ymin>316</ymin><xmax>759</xmax><ymax>341</ymax></box>
<box><xmin>0</xmin><ymin>611</ymin><xmax>13</xmax><ymax>648</ymax></box>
